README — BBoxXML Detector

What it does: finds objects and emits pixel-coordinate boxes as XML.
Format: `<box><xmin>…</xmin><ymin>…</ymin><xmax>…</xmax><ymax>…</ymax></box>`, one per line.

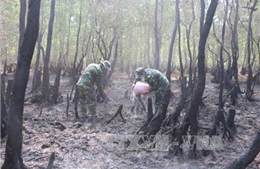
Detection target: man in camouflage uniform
<box><xmin>134</xmin><ymin>67</ymin><xmax>171</xmax><ymax>136</ymax></box>
<box><xmin>76</xmin><ymin>60</ymin><xmax>111</xmax><ymax>126</ymax></box>
<box><xmin>134</xmin><ymin>67</ymin><xmax>170</xmax><ymax>109</ymax></box>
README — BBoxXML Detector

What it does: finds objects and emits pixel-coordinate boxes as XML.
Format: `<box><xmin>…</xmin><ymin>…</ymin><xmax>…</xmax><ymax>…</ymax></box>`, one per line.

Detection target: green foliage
<box><xmin>0</xmin><ymin>0</ymin><xmax>20</xmax><ymax>62</ymax></box>
<box><xmin>1</xmin><ymin>0</ymin><xmax>260</xmax><ymax>72</ymax></box>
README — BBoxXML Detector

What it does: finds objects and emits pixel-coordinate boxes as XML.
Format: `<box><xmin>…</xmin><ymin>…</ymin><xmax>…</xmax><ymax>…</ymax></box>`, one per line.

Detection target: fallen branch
<box><xmin>74</xmin><ymin>87</ymin><xmax>79</xmax><ymax>119</ymax></box>
<box><xmin>107</xmin><ymin>104</ymin><xmax>126</xmax><ymax>124</ymax></box>
<box><xmin>46</xmin><ymin>152</ymin><xmax>55</xmax><ymax>169</ymax></box>
<box><xmin>224</xmin><ymin>131</ymin><xmax>260</xmax><ymax>169</ymax></box>
<box><xmin>66</xmin><ymin>93</ymin><xmax>69</xmax><ymax>118</ymax></box>
<box><xmin>107</xmin><ymin>96</ymin><xmax>128</xmax><ymax>114</ymax></box>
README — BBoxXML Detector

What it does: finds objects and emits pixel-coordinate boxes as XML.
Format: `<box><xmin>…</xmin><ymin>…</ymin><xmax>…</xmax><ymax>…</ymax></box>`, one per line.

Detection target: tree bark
<box><xmin>186</xmin><ymin>0</ymin><xmax>218</xmax><ymax>159</ymax></box>
<box><xmin>107</xmin><ymin>35</ymin><xmax>119</xmax><ymax>81</ymax></box>
<box><xmin>2</xmin><ymin>0</ymin><xmax>40</xmax><ymax>168</ymax></box>
<box><xmin>177</xmin><ymin>1</ymin><xmax>183</xmax><ymax>78</ymax></box>
<box><xmin>1</xmin><ymin>79</ymin><xmax>8</xmax><ymax>138</ymax></box>
<box><xmin>218</xmin><ymin>0</ymin><xmax>228</xmax><ymax>110</ymax></box>
<box><xmin>186</xmin><ymin>0</ymin><xmax>196</xmax><ymax>95</ymax></box>
<box><xmin>199</xmin><ymin>0</ymin><xmax>205</xmax><ymax>36</ymax></box>
<box><xmin>246</xmin><ymin>0</ymin><xmax>257</xmax><ymax>102</ymax></box>
<box><xmin>6</xmin><ymin>80</ymin><xmax>14</xmax><ymax>108</ymax></box>
<box><xmin>143</xmin><ymin>89</ymin><xmax>171</xmax><ymax>136</ymax></box>
<box><xmin>230</xmin><ymin>0</ymin><xmax>241</xmax><ymax>91</ymax></box>
<box><xmin>225</xmin><ymin>132</ymin><xmax>260</xmax><ymax>169</ymax></box>
<box><xmin>153</xmin><ymin>0</ymin><xmax>160</xmax><ymax>69</ymax></box>
<box><xmin>18</xmin><ymin>0</ymin><xmax>26</xmax><ymax>59</ymax></box>
<box><xmin>42</xmin><ymin>0</ymin><xmax>55</xmax><ymax>102</ymax></box>
<box><xmin>226</xmin><ymin>108</ymin><xmax>236</xmax><ymax>134</ymax></box>
<box><xmin>137</xmin><ymin>97</ymin><xmax>153</xmax><ymax>134</ymax></box>
<box><xmin>166</xmin><ymin>0</ymin><xmax>179</xmax><ymax>81</ymax></box>
<box><xmin>71</xmin><ymin>0</ymin><xmax>83</xmax><ymax>83</ymax></box>
<box><xmin>52</xmin><ymin>66</ymin><xmax>61</xmax><ymax>104</ymax></box>
<box><xmin>31</xmin><ymin>31</ymin><xmax>43</xmax><ymax>93</ymax></box>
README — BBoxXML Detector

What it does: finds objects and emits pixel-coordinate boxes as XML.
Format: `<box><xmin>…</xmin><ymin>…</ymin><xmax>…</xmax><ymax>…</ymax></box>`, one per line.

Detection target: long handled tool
<box><xmin>106</xmin><ymin>96</ymin><xmax>127</xmax><ymax>123</ymax></box>
<box><xmin>107</xmin><ymin>96</ymin><xmax>128</xmax><ymax>114</ymax></box>
<box><xmin>107</xmin><ymin>105</ymin><xmax>125</xmax><ymax>124</ymax></box>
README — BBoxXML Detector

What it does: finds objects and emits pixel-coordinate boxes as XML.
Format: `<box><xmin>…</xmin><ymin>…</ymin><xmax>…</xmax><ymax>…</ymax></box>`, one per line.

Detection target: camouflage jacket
<box><xmin>76</xmin><ymin>63</ymin><xmax>104</xmax><ymax>91</ymax></box>
<box><xmin>135</xmin><ymin>68</ymin><xmax>169</xmax><ymax>92</ymax></box>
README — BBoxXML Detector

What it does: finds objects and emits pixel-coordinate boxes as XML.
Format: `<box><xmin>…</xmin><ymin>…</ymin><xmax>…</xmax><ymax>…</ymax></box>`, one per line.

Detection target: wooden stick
<box><xmin>107</xmin><ymin>96</ymin><xmax>128</xmax><ymax>114</ymax></box>
<box><xmin>107</xmin><ymin>96</ymin><xmax>119</xmax><ymax>105</ymax></box>
<box><xmin>66</xmin><ymin>93</ymin><xmax>69</xmax><ymax>118</ymax></box>
<box><xmin>46</xmin><ymin>152</ymin><xmax>55</xmax><ymax>169</ymax></box>
<box><xmin>107</xmin><ymin>104</ymin><xmax>126</xmax><ymax>124</ymax></box>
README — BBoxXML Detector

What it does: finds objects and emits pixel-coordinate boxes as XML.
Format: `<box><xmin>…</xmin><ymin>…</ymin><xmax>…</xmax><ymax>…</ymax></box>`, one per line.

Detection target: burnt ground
<box><xmin>1</xmin><ymin>71</ymin><xmax>260</xmax><ymax>169</ymax></box>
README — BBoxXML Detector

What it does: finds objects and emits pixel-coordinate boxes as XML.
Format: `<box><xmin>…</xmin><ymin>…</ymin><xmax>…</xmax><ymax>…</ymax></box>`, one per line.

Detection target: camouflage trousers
<box><xmin>154</xmin><ymin>84</ymin><xmax>170</xmax><ymax>108</ymax></box>
<box><xmin>77</xmin><ymin>84</ymin><xmax>96</xmax><ymax>117</ymax></box>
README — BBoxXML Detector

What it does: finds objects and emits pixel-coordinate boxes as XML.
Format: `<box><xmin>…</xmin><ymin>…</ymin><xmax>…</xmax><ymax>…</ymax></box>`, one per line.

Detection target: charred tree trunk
<box><xmin>189</xmin><ymin>0</ymin><xmax>218</xmax><ymax>159</ymax></box>
<box><xmin>199</xmin><ymin>0</ymin><xmax>205</xmax><ymax>36</ymax></box>
<box><xmin>166</xmin><ymin>0</ymin><xmax>179</xmax><ymax>81</ymax></box>
<box><xmin>186</xmin><ymin>0</ymin><xmax>195</xmax><ymax>95</ymax></box>
<box><xmin>246</xmin><ymin>0</ymin><xmax>257</xmax><ymax>102</ymax></box>
<box><xmin>51</xmin><ymin>66</ymin><xmax>61</xmax><ymax>104</ymax></box>
<box><xmin>31</xmin><ymin>32</ymin><xmax>43</xmax><ymax>93</ymax></box>
<box><xmin>95</xmin><ymin>24</ymin><xmax>116</xmax><ymax>62</ymax></box>
<box><xmin>168</xmin><ymin>121</ymin><xmax>190</xmax><ymax>156</ymax></box>
<box><xmin>229</xmin><ymin>84</ymin><xmax>239</xmax><ymax>106</ymax></box>
<box><xmin>169</xmin><ymin>97</ymin><xmax>185</xmax><ymax>127</ymax></box>
<box><xmin>5</xmin><ymin>79</ymin><xmax>13</xmax><ymax>109</ymax></box>
<box><xmin>66</xmin><ymin>93</ymin><xmax>70</xmax><ymax>118</ymax></box>
<box><xmin>165</xmin><ymin>77</ymin><xmax>187</xmax><ymax>128</ymax></box>
<box><xmin>73</xmin><ymin>31</ymin><xmax>91</xmax><ymax>84</ymax></box>
<box><xmin>31</xmin><ymin>69</ymin><xmax>42</xmax><ymax>93</ymax></box>
<box><xmin>18</xmin><ymin>0</ymin><xmax>26</xmax><ymax>58</ymax></box>
<box><xmin>171</xmin><ymin>0</ymin><xmax>218</xmax><ymax>159</ymax></box>
<box><xmin>1</xmin><ymin>82</ymin><xmax>8</xmax><ymax>139</ymax></box>
<box><xmin>208</xmin><ymin>110</ymin><xmax>234</xmax><ymax>140</ymax></box>
<box><xmin>143</xmin><ymin>89</ymin><xmax>171</xmax><ymax>136</ymax></box>
<box><xmin>107</xmin><ymin>36</ymin><xmax>119</xmax><ymax>82</ymax></box>
<box><xmin>252</xmin><ymin>71</ymin><xmax>260</xmax><ymax>89</ymax></box>
<box><xmin>32</xmin><ymin>2</ymin><xmax>44</xmax><ymax>92</ymax></box>
<box><xmin>1</xmin><ymin>0</ymin><xmax>40</xmax><ymax>168</ymax></box>
<box><xmin>137</xmin><ymin>97</ymin><xmax>153</xmax><ymax>134</ymax></box>
<box><xmin>74</xmin><ymin>87</ymin><xmax>79</xmax><ymax>119</ymax></box>
<box><xmin>225</xmin><ymin>132</ymin><xmax>260</xmax><ymax>169</ymax></box>
<box><xmin>71</xmin><ymin>0</ymin><xmax>82</xmax><ymax>83</ymax></box>
<box><xmin>203</xmin><ymin>109</ymin><xmax>234</xmax><ymax>158</ymax></box>
<box><xmin>42</xmin><ymin>0</ymin><xmax>55</xmax><ymax>102</ymax></box>
<box><xmin>153</xmin><ymin>0</ymin><xmax>160</xmax><ymax>69</ymax></box>
<box><xmin>226</xmin><ymin>108</ymin><xmax>236</xmax><ymax>134</ymax></box>
<box><xmin>218</xmin><ymin>0</ymin><xmax>228</xmax><ymax>110</ymax></box>
<box><xmin>177</xmin><ymin>3</ymin><xmax>183</xmax><ymax>78</ymax></box>
<box><xmin>96</xmin><ymin>29</ymin><xmax>118</xmax><ymax>85</ymax></box>
<box><xmin>230</xmin><ymin>0</ymin><xmax>242</xmax><ymax>92</ymax></box>
<box><xmin>1</xmin><ymin>74</ymin><xmax>5</xmax><ymax>97</ymax></box>
<box><xmin>3</xmin><ymin>60</ymin><xmax>7</xmax><ymax>75</ymax></box>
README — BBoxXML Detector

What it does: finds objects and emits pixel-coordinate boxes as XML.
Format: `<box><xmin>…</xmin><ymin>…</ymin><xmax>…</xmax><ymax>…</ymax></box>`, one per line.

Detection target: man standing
<box><xmin>76</xmin><ymin>60</ymin><xmax>111</xmax><ymax>127</ymax></box>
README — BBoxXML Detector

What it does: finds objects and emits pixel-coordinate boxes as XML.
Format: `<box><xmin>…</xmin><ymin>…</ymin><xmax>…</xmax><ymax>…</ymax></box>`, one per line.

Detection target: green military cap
<box><xmin>135</xmin><ymin>67</ymin><xmax>145</xmax><ymax>76</ymax></box>
<box><xmin>101</xmin><ymin>60</ymin><xmax>111</xmax><ymax>71</ymax></box>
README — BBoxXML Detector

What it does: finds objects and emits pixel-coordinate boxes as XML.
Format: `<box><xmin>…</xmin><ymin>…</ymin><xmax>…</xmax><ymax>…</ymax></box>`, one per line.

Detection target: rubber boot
<box><xmin>85</xmin><ymin>105</ymin><xmax>97</xmax><ymax>129</ymax></box>
<box><xmin>89</xmin><ymin>105</ymin><xmax>97</xmax><ymax>124</ymax></box>
<box><xmin>78</xmin><ymin>105</ymin><xmax>87</xmax><ymax>123</ymax></box>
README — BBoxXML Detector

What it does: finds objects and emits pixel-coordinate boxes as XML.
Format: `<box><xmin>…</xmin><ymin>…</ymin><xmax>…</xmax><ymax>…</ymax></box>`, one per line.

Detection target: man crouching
<box><xmin>76</xmin><ymin>60</ymin><xmax>111</xmax><ymax>128</ymax></box>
